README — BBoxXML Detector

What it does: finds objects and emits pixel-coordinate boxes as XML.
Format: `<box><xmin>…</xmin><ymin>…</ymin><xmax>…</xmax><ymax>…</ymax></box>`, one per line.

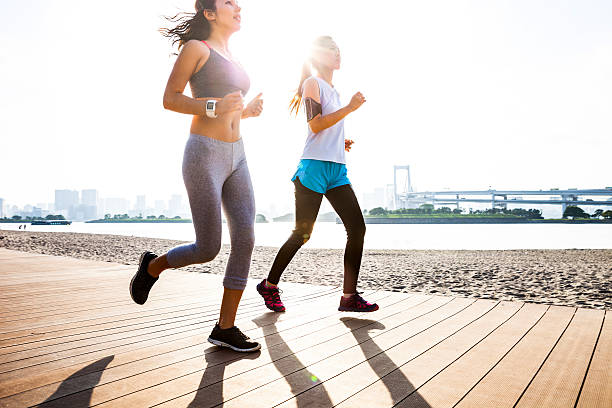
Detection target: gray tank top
<box><xmin>189</xmin><ymin>41</ymin><xmax>250</xmax><ymax>99</ymax></box>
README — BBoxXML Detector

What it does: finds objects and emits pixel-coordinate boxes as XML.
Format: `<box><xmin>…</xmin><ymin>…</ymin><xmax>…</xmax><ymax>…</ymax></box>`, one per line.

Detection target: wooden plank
<box><xmin>576</xmin><ymin>310</ymin><xmax>612</xmax><ymax>408</ymax></box>
<box><xmin>0</xmin><ymin>291</ymin><xmax>216</xmax><ymax>324</ymax></box>
<box><xmin>332</xmin><ymin>301</ymin><xmax>523</xmax><ymax>408</ymax></box>
<box><xmin>453</xmin><ymin>306</ymin><xmax>575</xmax><ymax>408</ymax></box>
<box><xmin>15</xmin><ymin>291</ymin><xmax>404</xmax><ymax>407</ymax></box>
<box><xmin>1</xmin><ymin>289</ymin><xmax>391</xmax><ymax>407</ymax></box>
<box><xmin>0</xmin><ymin>290</ymin><xmax>393</xmax><ymax>404</ymax></box>
<box><xmin>0</xmin><ymin>286</ymin><xmax>219</xmax><ymax>323</ymax></box>
<box><xmin>0</xmin><ymin>280</ymin><xmax>333</xmax><ymax>360</ymax></box>
<box><xmin>0</xmin><ymin>287</ymin><xmax>339</xmax><ymax>360</ymax></box>
<box><xmin>57</xmin><ymin>294</ymin><xmax>438</xmax><ymax>407</ymax></box>
<box><xmin>0</xmin><ymin>284</ymin><xmax>360</xmax><ymax>395</ymax></box>
<box><xmin>515</xmin><ymin>308</ymin><xmax>605</xmax><ymax>407</ymax></box>
<box><xmin>0</xmin><ymin>284</ymin><xmax>333</xmax><ymax>348</ymax></box>
<box><xmin>0</xmin><ymin>286</ymin><xmax>339</xmax><ymax>374</ymax></box>
<box><xmin>0</xmin><ymin>273</ymin><xmax>282</xmax><ymax>336</ymax></box>
<box><xmin>0</xmin><ymin>249</ymin><xmax>48</xmax><ymax>258</ymax></box>
<box><xmin>145</xmin><ymin>297</ymin><xmax>468</xmax><ymax>408</ymax></box>
<box><xmin>0</xmin><ymin>275</ymin><xmax>256</xmax><ymax>325</ymax></box>
<box><xmin>395</xmin><ymin>303</ymin><xmax>548</xmax><ymax>408</ymax></box>
<box><xmin>0</xmin><ymin>249</ymin><xmax>608</xmax><ymax>408</ymax></box>
<box><xmin>273</xmin><ymin>299</ymin><xmax>501</xmax><ymax>408</ymax></box>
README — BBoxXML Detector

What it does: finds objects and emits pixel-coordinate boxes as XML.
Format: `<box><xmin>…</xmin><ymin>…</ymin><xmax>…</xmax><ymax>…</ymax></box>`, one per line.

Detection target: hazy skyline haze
<box><xmin>1</xmin><ymin>0</ymin><xmax>611</xmax><ymax>212</ymax></box>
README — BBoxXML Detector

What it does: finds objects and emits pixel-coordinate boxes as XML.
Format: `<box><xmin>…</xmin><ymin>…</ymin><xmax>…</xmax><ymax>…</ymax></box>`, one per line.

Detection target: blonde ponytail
<box><xmin>290</xmin><ymin>36</ymin><xmax>336</xmax><ymax>116</ymax></box>
<box><xmin>289</xmin><ymin>61</ymin><xmax>312</xmax><ymax>115</ymax></box>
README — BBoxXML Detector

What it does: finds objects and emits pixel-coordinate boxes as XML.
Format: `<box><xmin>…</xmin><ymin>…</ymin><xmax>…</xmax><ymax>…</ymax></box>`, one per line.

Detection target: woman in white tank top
<box><xmin>256</xmin><ymin>36</ymin><xmax>379</xmax><ymax>313</ymax></box>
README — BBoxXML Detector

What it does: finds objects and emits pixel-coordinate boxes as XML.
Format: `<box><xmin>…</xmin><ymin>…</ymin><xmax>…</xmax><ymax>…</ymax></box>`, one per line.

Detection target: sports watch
<box><xmin>205</xmin><ymin>100</ymin><xmax>218</xmax><ymax>118</ymax></box>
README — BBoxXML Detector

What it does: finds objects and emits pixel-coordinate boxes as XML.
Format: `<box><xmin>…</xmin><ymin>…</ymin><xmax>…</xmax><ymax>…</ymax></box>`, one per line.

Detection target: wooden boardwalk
<box><xmin>0</xmin><ymin>248</ymin><xmax>609</xmax><ymax>408</ymax></box>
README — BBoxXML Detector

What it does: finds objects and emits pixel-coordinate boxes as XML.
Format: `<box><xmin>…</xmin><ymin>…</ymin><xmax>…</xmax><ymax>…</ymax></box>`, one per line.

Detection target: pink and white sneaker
<box><xmin>338</xmin><ymin>292</ymin><xmax>379</xmax><ymax>312</ymax></box>
<box><xmin>256</xmin><ymin>279</ymin><xmax>286</xmax><ymax>312</ymax></box>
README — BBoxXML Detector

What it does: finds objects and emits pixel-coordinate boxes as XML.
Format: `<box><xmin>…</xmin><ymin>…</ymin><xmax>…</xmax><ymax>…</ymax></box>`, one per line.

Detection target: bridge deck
<box><xmin>0</xmin><ymin>248</ymin><xmax>609</xmax><ymax>407</ymax></box>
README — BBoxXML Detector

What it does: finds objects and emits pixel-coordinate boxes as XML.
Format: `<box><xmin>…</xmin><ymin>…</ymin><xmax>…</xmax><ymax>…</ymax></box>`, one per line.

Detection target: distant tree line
<box><xmin>103</xmin><ymin>214</ymin><xmax>182</xmax><ymax>220</ymax></box>
<box><xmin>1</xmin><ymin>214</ymin><xmax>66</xmax><ymax>221</ymax></box>
<box><xmin>563</xmin><ymin>206</ymin><xmax>612</xmax><ymax>220</ymax></box>
<box><xmin>366</xmin><ymin>205</ymin><xmax>543</xmax><ymax>219</ymax></box>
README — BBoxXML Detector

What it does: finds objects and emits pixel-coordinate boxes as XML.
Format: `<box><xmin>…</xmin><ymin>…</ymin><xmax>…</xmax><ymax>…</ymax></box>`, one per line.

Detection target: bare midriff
<box><xmin>190</xmin><ymin>107</ymin><xmax>242</xmax><ymax>143</ymax></box>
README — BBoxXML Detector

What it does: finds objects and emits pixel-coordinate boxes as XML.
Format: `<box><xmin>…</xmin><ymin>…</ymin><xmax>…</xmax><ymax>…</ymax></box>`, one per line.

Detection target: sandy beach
<box><xmin>0</xmin><ymin>229</ymin><xmax>610</xmax><ymax>310</ymax></box>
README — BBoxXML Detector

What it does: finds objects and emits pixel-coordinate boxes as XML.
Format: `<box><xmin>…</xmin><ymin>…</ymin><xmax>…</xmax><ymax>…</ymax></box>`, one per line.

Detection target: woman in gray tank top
<box><xmin>128</xmin><ymin>0</ymin><xmax>263</xmax><ymax>353</ymax></box>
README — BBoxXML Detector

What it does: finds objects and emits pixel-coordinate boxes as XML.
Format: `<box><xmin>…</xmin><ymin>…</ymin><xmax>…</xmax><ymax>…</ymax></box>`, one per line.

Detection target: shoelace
<box><xmin>264</xmin><ymin>286</ymin><xmax>283</xmax><ymax>303</ymax></box>
<box><xmin>229</xmin><ymin>326</ymin><xmax>249</xmax><ymax>341</ymax></box>
<box><xmin>353</xmin><ymin>293</ymin><xmax>372</xmax><ymax>308</ymax></box>
<box><xmin>272</xmin><ymin>288</ymin><xmax>283</xmax><ymax>303</ymax></box>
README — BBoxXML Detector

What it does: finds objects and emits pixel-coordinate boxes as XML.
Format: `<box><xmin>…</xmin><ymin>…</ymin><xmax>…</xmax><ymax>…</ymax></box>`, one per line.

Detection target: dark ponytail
<box><xmin>160</xmin><ymin>0</ymin><xmax>217</xmax><ymax>49</ymax></box>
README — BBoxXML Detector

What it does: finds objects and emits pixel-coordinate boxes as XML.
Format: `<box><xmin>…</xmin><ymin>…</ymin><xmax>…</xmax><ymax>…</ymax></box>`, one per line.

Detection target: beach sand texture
<box><xmin>0</xmin><ymin>230</ymin><xmax>610</xmax><ymax>310</ymax></box>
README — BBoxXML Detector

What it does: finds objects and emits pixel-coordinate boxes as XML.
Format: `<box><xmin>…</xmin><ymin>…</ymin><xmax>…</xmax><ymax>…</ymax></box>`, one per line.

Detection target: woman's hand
<box><xmin>345</xmin><ymin>139</ymin><xmax>355</xmax><ymax>152</ymax></box>
<box><xmin>216</xmin><ymin>91</ymin><xmax>244</xmax><ymax>116</ymax></box>
<box><xmin>243</xmin><ymin>93</ymin><xmax>264</xmax><ymax>118</ymax></box>
<box><xmin>347</xmin><ymin>92</ymin><xmax>366</xmax><ymax>112</ymax></box>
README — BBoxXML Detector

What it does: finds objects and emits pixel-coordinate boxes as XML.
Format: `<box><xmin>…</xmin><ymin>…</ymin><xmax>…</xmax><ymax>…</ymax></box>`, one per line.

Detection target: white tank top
<box><xmin>300</xmin><ymin>76</ymin><xmax>346</xmax><ymax>164</ymax></box>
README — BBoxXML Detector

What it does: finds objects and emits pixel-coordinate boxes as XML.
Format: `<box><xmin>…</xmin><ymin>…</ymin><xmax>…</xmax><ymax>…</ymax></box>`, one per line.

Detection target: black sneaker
<box><xmin>208</xmin><ymin>323</ymin><xmax>261</xmax><ymax>352</ymax></box>
<box><xmin>129</xmin><ymin>251</ymin><xmax>158</xmax><ymax>305</ymax></box>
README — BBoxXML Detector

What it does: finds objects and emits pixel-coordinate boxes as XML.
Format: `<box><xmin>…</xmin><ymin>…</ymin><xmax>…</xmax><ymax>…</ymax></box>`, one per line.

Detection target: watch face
<box><xmin>206</xmin><ymin>101</ymin><xmax>215</xmax><ymax>110</ymax></box>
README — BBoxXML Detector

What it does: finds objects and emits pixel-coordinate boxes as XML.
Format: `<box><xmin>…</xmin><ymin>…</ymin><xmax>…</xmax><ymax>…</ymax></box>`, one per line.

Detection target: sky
<box><xmin>1</xmin><ymin>0</ymin><xmax>611</xmax><ymax>214</ymax></box>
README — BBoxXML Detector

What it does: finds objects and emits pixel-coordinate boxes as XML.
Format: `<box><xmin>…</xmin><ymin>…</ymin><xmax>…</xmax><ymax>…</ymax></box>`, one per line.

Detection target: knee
<box><xmin>243</xmin><ymin>230</ymin><xmax>255</xmax><ymax>251</ymax></box>
<box><xmin>291</xmin><ymin>223</ymin><xmax>314</xmax><ymax>246</ymax></box>
<box><xmin>233</xmin><ymin>224</ymin><xmax>255</xmax><ymax>250</ymax></box>
<box><xmin>347</xmin><ymin>221</ymin><xmax>366</xmax><ymax>241</ymax></box>
<box><xmin>193</xmin><ymin>242</ymin><xmax>221</xmax><ymax>263</ymax></box>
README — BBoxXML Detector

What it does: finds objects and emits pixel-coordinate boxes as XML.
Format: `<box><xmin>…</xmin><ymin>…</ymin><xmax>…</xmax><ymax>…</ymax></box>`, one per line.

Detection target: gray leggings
<box><xmin>166</xmin><ymin>134</ymin><xmax>256</xmax><ymax>290</ymax></box>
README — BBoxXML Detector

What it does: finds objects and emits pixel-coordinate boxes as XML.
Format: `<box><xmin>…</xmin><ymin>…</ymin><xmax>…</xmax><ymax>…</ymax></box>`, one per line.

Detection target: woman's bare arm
<box><xmin>162</xmin><ymin>41</ymin><xmax>244</xmax><ymax>117</ymax></box>
<box><xmin>162</xmin><ymin>41</ymin><xmax>210</xmax><ymax>115</ymax></box>
<box><xmin>303</xmin><ymin>78</ymin><xmax>365</xmax><ymax>134</ymax></box>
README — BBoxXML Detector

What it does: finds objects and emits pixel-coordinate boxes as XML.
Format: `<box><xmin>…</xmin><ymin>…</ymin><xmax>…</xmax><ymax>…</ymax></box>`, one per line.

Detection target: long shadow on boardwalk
<box><xmin>252</xmin><ymin>312</ymin><xmax>334</xmax><ymax>407</ymax></box>
<box><xmin>38</xmin><ymin>355</ymin><xmax>114</xmax><ymax>407</ymax></box>
<box><xmin>186</xmin><ymin>348</ymin><xmax>261</xmax><ymax>407</ymax></box>
<box><xmin>341</xmin><ymin>317</ymin><xmax>432</xmax><ymax>407</ymax></box>
<box><xmin>184</xmin><ymin>313</ymin><xmax>331</xmax><ymax>407</ymax></box>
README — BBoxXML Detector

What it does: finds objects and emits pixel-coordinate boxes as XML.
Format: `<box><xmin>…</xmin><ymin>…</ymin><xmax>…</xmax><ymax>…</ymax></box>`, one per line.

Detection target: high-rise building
<box><xmin>0</xmin><ymin>198</ymin><xmax>4</xmax><ymax>218</ymax></box>
<box><xmin>55</xmin><ymin>190</ymin><xmax>79</xmax><ymax>212</ymax></box>
<box><xmin>79</xmin><ymin>190</ymin><xmax>99</xmax><ymax>221</ymax></box>
<box><xmin>169</xmin><ymin>195</ymin><xmax>182</xmax><ymax>217</ymax></box>
<box><xmin>154</xmin><ymin>200</ymin><xmax>166</xmax><ymax>216</ymax></box>
<box><xmin>81</xmin><ymin>190</ymin><xmax>99</xmax><ymax>206</ymax></box>
<box><xmin>136</xmin><ymin>195</ymin><xmax>146</xmax><ymax>213</ymax></box>
<box><xmin>32</xmin><ymin>207</ymin><xmax>42</xmax><ymax>218</ymax></box>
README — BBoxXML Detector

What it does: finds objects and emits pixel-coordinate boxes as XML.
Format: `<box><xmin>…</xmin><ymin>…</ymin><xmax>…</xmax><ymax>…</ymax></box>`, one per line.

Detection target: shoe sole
<box><xmin>207</xmin><ymin>337</ymin><xmax>262</xmax><ymax>353</ymax></box>
<box><xmin>129</xmin><ymin>252</ymin><xmax>148</xmax><ymax>305</ymax></box>
<box><xmin>338</xmin><ymin>305</ymin><xmax>380</xmax><ymax>312</ymax></box>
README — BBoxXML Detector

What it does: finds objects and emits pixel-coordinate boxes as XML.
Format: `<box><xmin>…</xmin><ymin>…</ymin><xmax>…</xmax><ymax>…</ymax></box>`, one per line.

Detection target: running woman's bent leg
<box><xmin>267</xmin><ymin>178</ymin><xmax>324</xmax><ymax>285</ymax></box>
<box><xmin>325</xmin><ymin>184</ymin><xmax>366</xmax><ymax>294</ymax></box>
<box><xmin>166</xmin><ymin>135</ymin><xmax>227</xmax><ymax>268</ymax></box>
<box><xmin>221</xmin><ymin>160</ymin><xmax>256</xmax><ymax>290</ymax></box>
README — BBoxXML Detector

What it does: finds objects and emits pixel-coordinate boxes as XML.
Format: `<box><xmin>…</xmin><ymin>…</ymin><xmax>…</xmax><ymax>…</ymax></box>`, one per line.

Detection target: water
<box><xmin>2</xmin><ymin>222</ymin><xmax>611</xmax><ymax>250</ymax></box>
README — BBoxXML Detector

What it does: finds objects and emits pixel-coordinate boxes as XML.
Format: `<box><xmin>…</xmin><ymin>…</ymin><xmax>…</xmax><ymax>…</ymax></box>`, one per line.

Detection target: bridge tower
<box><xmin>393</xmin><ymin>165</ymin><xmax>413</xmax><ymax>209</ymax></box>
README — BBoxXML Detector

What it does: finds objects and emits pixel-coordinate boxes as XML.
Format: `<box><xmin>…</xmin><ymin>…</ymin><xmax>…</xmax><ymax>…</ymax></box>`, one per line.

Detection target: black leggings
<box><xmin>266</xmin><ymin>178</ymin><xmax>366</xmax><ymax>294</ymax></box>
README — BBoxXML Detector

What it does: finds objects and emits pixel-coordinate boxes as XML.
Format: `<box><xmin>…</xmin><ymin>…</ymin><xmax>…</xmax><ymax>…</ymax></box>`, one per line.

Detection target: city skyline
<box><xmin>0</xmin><ymin>189</ymin><xmax>191</xmax><ymax>221</ymax></box>
<box><xmin>2</xmin><ymin>181</ymin><xmax>612</xmax><ymax>221</ymax></box>
<box><xmin>1</xmin><ymin>1</ymin><xmax>611</xmax><ymax>215</ymax></box>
